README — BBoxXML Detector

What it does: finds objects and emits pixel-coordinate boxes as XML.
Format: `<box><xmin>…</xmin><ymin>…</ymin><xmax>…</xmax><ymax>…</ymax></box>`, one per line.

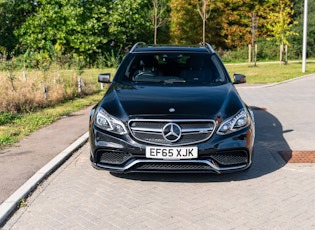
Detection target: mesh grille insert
<box><xmin>129</xmin><ymin>119</ymin><xmax>215</xmax><ymax>146</ymax></box>
<box><xmin>98</xmin><ymin>151</ymin><xmax>132</xmax><ymax>165</ymax></box>
<box><xmin>135</xmin><ymin>162</ymin><xmax>214</xmax><ymax>171</ymax></box>
<box><xmin>210</xmin><ymin>150</ymin><xmax>248</xmax><ymax>166</ymax></box>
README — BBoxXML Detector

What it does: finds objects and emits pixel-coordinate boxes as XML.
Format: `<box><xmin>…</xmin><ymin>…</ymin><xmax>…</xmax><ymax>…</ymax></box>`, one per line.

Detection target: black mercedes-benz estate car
<box><xmin>89</xmin><ymin>42</ymin><xmax>255</xmax><ymax>173</ymax></box>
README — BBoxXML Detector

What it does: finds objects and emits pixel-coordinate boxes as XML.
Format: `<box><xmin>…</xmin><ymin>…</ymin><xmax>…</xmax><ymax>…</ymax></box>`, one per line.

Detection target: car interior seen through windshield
<box><xmin>123</xmin><ymin>53</ymin><xmax>228</xmax><ymax>85</ymax></box>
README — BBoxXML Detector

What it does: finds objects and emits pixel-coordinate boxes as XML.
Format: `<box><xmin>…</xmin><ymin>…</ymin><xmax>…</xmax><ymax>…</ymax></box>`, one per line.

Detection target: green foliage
<box><xmin>0</xmin><ymin>0</ymin><xmax>38</xmax><ymax>55</ymax></box>
<box><xmin>104</xmin><ymin>49</ymin><xmax>123</xmax><ymax>68</ymax></box>
<box><xmin>72</xmin><ymin>55</ymin><xmax>85</xmax><ymax>77</ymax></box>
<box><xmin>18</xmin><ymin>198</ymin><xmax>28</xmax><ymax>208</ymax></box>
<box><xmin>169</xmin><ymin>0</ymin><xmax>202</xmax><ymax>44</ymax></box>
<box><xmin>1</xmin><ymin>0</ymin><xmax>315</xmax><ymax>66</ymax></box>
<box><xmin>0</xmin><ymin>134</ymin><xmax>16</xmax><ymax>146</ymax></box>
<box><xmin>107</xmin><ymin>0</ymin><xmax>152</xmax><ymax>46</ymax></box>
<box><xmin>256</xmin><ymin>39</ymin><xmax>279</xmax><ymax>61</ymax></box>
<box><xmin>221</xmin><ymin>47</ymin><xmax>249</xmax><ymax>63</ymax></box>
<box><xmin>167</xmin><ymin>0</ymin><xmax>306</xmax><ymax>56</ymax></box>
<box><xmin>15</xmin><ymin>0</ymin><xmax>110</xmax><ymax>61</ymax></box>
<box><xmin>36</xmin><ymin>51</ymin><xmax>52</xmax><ymax>76</ymax></box>
<box><xmin>0</xmin><ymin>112</ymin><xmax>22</xmax><ymax>125</ymax></box>
<box><xmin>8</xmin><ymin>0</ymin><xmax>155</xmax><ymax>66</ymax></box>
<box><xmin>3</xmin><ymin>57</ymin><xmax>17</xmax><ymax>90</ymax></box>
<box><xmin>265</xmin><ymin>0</ymin><xmax>298</xmax><ymax>46</ymax></box>
<box><xmin>290</xmin><ymin>0</ymin><xmax>315</xmax><ymax>58</ymax></box>
<box><xmin>221</xmin><ymin>39</ymin><xmax>303</xmax><ymax>63</ymax></box>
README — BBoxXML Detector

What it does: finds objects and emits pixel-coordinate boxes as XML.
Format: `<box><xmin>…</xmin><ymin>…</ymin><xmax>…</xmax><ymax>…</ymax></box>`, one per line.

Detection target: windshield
<box><xmin>117</xmin><ymin>52</ymin><xmax>229</xmax><ymax>85</ymax></box>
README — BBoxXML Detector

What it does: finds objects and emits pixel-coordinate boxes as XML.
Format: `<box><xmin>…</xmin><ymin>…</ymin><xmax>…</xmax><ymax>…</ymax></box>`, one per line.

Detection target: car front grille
<box><xmin>128</xmin><ymin>119</ymin><xmax>216</xmax><ymax>146</ymax></box>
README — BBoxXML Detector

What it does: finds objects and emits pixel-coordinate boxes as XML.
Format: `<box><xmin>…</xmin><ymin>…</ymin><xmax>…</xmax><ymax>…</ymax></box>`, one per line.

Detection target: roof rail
<box><xmin>199</xmin><ymin>42</ymin><xmax>215</xmax><ymax>53</ymax></box>
<box><xmin>130</xmin><ymin>42</ymin><xmax>146</xmax><ymax>53</ymax></box>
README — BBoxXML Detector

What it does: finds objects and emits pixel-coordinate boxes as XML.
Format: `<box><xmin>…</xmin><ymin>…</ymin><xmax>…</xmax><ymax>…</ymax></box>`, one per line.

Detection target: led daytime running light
<box><xmin>217</xmin><ymin>109</ymin><xmax>249</xmax><ymax>135</ymax></box>
<box><xmin>95</xmin><ymin>108</ymin><xmax>127</xmax><ymax>135</ymax></box>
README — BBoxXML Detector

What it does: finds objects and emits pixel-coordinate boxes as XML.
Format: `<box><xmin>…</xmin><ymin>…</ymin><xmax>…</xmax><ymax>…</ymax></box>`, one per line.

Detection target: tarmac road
<box><xmin>1</xmin><ymin>74</ymin><xmax>315</xmax><ymax>229</ymax></box>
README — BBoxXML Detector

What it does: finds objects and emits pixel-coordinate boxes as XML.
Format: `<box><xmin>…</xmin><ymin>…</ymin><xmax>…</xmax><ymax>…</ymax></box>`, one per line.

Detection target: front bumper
<box><xmin>89</xmin><ymin>123</ymin><xmax>254</xmax><ymax>174</ymax></box>
<box><xmin>91</xmin><ymin>158</ymin><xmax>250</xmax><ymax>174</ymax></box>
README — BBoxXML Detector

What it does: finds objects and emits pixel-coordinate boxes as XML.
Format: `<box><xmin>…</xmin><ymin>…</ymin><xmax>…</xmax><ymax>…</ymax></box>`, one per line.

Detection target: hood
<box><xmin>100</xmin><ymin>82</ymin><xmax>244</xmax><ymax>121</ymax></box>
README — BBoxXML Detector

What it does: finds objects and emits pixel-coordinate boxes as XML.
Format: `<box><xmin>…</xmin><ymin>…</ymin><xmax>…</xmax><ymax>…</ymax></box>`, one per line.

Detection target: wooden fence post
<box><xmin>78</xmin><ymin>77</ymin><xmax>82</xmax><ymax>93</ymax></box>
<box><xmin>248</xmin><ymin>44</ymin><xmax>252</xmax><ymax>63</ymax></box>
<box><xmin>43</xmin><ymin>86</ymin><xmax>47</xmax><ymax>100</ymax></box>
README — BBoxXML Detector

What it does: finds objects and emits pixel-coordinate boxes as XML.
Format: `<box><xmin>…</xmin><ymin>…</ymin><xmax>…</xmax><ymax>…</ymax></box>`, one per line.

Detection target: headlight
<box><xmin>95</xmin><ymin>108</ymin><xmax>127</xmax><ymax>135</ymax></box>
<box><xmin>217</xmin><ymin>109</ymin><xmax>250</xmax><ymax>135</ymax></box>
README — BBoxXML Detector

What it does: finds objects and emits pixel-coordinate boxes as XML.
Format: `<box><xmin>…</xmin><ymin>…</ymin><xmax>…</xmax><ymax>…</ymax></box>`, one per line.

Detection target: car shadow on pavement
<box><xmin>112</xmin><ymin>107</ymin><xmax>291</xmax><ymax>182</ymax></box>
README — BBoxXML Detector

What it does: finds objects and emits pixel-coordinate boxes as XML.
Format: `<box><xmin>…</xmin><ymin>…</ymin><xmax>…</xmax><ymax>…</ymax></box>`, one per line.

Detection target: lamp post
<box><xmin>302</xmin><ymin>0</ymin><xmax>308</xmax><ymax>73</ymax></box>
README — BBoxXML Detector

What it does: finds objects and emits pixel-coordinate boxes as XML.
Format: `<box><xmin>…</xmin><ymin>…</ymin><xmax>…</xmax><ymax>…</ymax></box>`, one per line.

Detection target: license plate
<box><xmin>146</xmin><ymin>146</ymin><xmax>198</xmax><ymax>159</ymax></box>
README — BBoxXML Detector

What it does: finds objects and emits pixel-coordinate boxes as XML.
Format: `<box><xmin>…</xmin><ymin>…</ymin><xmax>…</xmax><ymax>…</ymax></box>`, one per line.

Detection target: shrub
<box><xmin>221</xmin><ymin>46</ymin><xmax>248</xmax><ymax>63</ymax></box>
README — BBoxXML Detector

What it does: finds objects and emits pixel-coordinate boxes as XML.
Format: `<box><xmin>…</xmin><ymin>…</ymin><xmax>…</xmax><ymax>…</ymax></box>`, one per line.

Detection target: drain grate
<box><xmin>278</xmin><ymin>151</ymin><xmax>315</xmax><ymax>163</ymax></box>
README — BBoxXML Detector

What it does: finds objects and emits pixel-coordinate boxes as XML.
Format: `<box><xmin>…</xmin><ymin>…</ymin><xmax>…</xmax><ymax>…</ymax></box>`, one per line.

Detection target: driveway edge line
<box><xmin>0</xmin><ymin>132</ymin><xmax>89</xmax><ymax>226</ymax></box>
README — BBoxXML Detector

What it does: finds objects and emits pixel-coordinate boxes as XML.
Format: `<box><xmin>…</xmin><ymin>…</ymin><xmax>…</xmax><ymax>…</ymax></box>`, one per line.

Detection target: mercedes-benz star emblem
<box><xmin>162</xmin><ymin>123</ymin><xmax>181</xmax><ymax>142</ymax></box>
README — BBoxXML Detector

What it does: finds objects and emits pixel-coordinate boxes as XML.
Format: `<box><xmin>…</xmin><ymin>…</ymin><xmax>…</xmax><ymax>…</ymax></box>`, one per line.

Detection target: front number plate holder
<box><xmin>146</xmin><ymin>146</ymin><xmax>198</xmax><ymax>160</ymax></box>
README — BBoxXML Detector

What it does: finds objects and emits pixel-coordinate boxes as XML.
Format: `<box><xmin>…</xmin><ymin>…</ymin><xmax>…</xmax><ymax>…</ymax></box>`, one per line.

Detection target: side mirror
<box><xmin>98</xmin><ymin>73</ymin><xmax>111</xmax><ymax>83</ymax></box>
<box><xmin>233</xmin><ymin>74</ymin><xmax>246</xmax><ymax>84</ymax></box>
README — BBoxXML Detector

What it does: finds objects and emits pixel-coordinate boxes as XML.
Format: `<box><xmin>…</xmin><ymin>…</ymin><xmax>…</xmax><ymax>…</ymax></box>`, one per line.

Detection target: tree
<box><xmin>15</xmin><ymin>0</ymin><xmax>110</xmax><ymax>62</ymax></box>
<box><xmin>0</xmin><ymin>0</ymin><xmax>38</xmax><ymax>56</ymax></box>
<box><xmin>169</xmin><ymin>0</ymin><xmax>204</xmax><ymax>44</ymax></box>
<box><xmin>169</xmin><ymin>0</ymin><xmax>252</xmax><ymax>48</ymax></box>
<box><xmin>219</xmin><ymin>0</ymin><xmax>261</xmax><ymax>49</ymax></box>
<box><xmin>107</xmin><ymin>0</ymin><xmax>152</xmax><ymax>48</ymax></box>
<box><xmin>150</xmin><ymin>0</ymin><xmax>168</xmax><ymax>44</ymax></box>
<box><xmin>290</xmin><ymin>0</ymin><xmax>315</xmax><ymax>58</ymax></box>
<box><xmin>265</xmin><ymin>0</ymin><xmax>298</xmax><ymax>63</ymax></box>
<box><xmin>196</xmin><ymin>0</ymin><xmax>212</xmax><ymax>44</ymax></box>
<box><xmin>266</xmin><ymin>0</ymin><xmax>298</xmax><ymax>46</ymax></box>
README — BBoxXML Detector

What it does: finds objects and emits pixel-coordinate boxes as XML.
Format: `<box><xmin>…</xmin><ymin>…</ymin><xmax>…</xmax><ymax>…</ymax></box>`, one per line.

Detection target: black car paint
<box><xmin>89</xmin><ymin>44</ymin><xmax>255</xmax><ymax>173</ymax></box>
<box><xmin>99</xmin><ymin>82</ymin><xmax>243</xmax><ymax>121</ymax></box>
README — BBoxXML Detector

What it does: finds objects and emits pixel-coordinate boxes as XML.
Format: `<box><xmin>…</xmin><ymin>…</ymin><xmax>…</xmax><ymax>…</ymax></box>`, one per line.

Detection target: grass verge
<box><xmin>225</xmin><ymin>61</ymin><xmax>315</xmax><ymax>84</ymax></box>
<box><xmin>0</xmin><ymin>91</ymin><xmax>104</xmax><ymax>149</ymax></box>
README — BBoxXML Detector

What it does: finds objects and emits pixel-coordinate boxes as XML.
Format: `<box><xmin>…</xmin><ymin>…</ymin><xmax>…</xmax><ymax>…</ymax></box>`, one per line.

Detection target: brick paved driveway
<box><xmin>4</xmin><ymin>75</ymin><xmax>315</xmax><ymax>229</ymax></box>
<box><xmin>5</xmin><ymin>143</ymin><xmax>315</xmax><ymax>230</ymax></box>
